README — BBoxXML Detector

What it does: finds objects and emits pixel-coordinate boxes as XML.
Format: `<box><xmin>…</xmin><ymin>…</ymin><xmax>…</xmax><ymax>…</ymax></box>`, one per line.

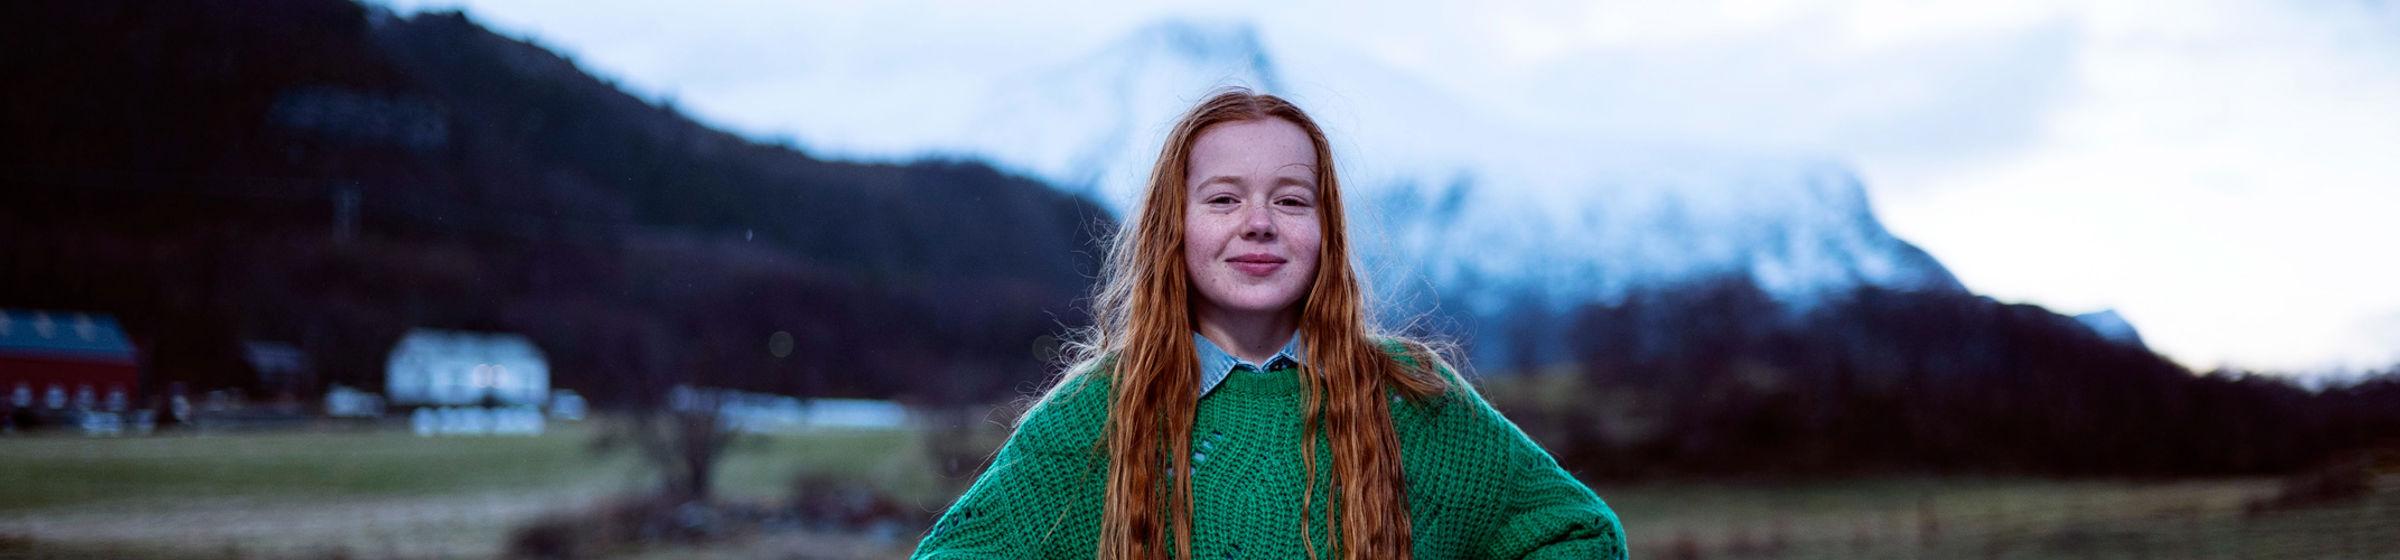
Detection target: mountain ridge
<box><xmin>948</xmin><ymin>17</ymin><xmax>1979</xmax><ymax>367</ymax></box>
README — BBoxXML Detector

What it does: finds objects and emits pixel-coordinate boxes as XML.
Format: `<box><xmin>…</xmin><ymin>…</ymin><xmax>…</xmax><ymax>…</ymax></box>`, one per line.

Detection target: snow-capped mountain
<box><xmin>959</xmin><ymin>19</ymin><xmax>1283</xmax><ymax>198</ymax></box>
<box><xmin>2074</xmin><ymin>309</ymin><xmax>2149</xmax><ymax>348</ymax></box>
<box><xmin>943</xmin><ymin>19</ymin><xmax>1973</xmax><ymax>367</ymax></box>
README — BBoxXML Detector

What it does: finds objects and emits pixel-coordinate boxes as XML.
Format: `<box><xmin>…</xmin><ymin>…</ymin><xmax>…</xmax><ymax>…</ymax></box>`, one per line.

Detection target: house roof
<box><xmin>0</xmin><ymin>309</ymin><xmax>137</xmax><ymax>364</ymax></box>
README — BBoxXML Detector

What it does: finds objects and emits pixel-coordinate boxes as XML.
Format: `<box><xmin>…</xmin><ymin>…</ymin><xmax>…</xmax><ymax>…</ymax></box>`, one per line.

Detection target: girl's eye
<box><xmin>1276</xmin><ymin>197</ymin><xmax>1309</xmax><ymax>207</ymax></box>
<box><xmin>1207</xmin><ymin>196</ymin><xmax>1238</xmax><ymax>205</ymax></box>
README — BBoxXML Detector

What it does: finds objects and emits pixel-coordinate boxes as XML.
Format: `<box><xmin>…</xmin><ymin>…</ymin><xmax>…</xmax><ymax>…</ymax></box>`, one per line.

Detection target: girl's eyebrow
<box><xmin>1192</xmin><ymin>173</ymin><xmax>1314</xmax><ymax>194</ymax></box>
<box><xmin>1193</xmin><ymin>175</ymin><xmax>1243</xmax><ymax>188</ymax></box>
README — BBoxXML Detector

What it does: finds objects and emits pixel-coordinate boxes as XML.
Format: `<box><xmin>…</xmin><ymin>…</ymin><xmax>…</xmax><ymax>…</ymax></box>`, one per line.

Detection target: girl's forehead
<box><xmin>1187</xmin><ymin>119</ymin><xmax>1318</xmax><ymax>183</ymax></box>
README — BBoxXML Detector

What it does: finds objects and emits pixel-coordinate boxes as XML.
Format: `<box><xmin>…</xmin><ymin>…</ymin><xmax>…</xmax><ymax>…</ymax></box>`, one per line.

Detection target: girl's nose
<box><xmin>1240</xmin><ymin>203</ymin><xmax>1276</xmax><ymax>239</ymax></box>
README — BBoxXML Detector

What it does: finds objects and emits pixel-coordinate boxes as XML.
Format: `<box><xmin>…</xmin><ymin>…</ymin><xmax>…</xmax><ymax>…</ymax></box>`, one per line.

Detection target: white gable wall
<box><xmin>386</xmin><ymin>329</ymin><xmax>550</xmax><ymax>407</ymax></box>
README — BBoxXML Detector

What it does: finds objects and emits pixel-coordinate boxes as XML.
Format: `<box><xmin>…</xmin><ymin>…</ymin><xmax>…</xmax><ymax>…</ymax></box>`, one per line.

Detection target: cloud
<box><xmin>1864</xmin><ymin>0</ymin><xmax>2400</xmax><ymax>372</ymax></box>
<box><xmin>1493</xmin><ymin>13</ymin><xmax>2082</xmax><ymax>162</ymax></box>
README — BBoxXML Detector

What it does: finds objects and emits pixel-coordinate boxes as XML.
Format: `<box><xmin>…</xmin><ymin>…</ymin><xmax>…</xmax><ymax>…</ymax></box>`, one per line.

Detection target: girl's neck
<box><xmin>1192</xmin><ymin>306</ymin><xmax>1299</xmax><ymax>365</ymax></box>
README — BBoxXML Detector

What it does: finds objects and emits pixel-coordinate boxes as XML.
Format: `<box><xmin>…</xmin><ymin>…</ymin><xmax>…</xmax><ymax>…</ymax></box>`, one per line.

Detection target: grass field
<box><xmin>3</xmin><ymin>422</ymin><xmax>2394</xmax><ymax>559</ymax></box>
<box><xmin>1602</xmin><ymin>476</ymin><xmax>2400</xmax><ymax>559</ymax></box>
<box><xmin>0</xmin><ymin>421</ymin><xmax>937</xmax><ymax>559</ymax></box>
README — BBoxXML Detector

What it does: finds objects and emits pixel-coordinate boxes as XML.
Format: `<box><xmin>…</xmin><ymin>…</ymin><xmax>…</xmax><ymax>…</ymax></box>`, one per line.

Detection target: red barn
<box><xmin>1</xmin><ymin>309</ymin><xmax>140</xmax><ymax>413</ymax></box>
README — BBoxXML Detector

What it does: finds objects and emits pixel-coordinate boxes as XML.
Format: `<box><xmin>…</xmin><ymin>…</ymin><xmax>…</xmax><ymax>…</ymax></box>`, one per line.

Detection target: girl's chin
<box><xmin>1193</xmin><ymin>287</ymin><xmax>1302</xmax><ymax>312</ymax></box>
<box><xmin>1212</xmin><ymin>298</ymin><xmax>1304</xmax><ymax>315</ymax></box>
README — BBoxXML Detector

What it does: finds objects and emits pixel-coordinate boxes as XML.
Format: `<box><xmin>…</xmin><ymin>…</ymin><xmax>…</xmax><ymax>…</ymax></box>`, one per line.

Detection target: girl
<box><xmin>913</xmin><ymin>88</ymin><xmax>1625</xmax><ymax>559</ymax></box>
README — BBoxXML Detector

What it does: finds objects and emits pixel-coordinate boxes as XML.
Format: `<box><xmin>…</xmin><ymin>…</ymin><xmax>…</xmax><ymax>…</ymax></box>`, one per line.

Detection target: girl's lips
<box><xmin>1227</xmin><ymin>253</ymin><xmax>1286</xmax><ymax>277</ymax></box>
<box><xmin>1230</xmin><ymin>261</ymin><xmax>1283</xmax><ymax>276</ymax></box>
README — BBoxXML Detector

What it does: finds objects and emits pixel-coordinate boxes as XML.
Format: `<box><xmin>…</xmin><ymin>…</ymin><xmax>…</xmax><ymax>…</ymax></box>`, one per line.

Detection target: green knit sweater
<box><xmin>912</xmin><ymin>345</ymin><xmax>1627</xmax><ymax>559</ymax></box>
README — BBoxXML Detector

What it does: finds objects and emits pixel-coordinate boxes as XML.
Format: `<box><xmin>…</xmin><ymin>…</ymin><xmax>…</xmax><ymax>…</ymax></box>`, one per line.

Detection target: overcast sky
<box><xmin>380</xmin><ymin>0</ymin><xmax>2400</xmax><ymax>376</ymax></box>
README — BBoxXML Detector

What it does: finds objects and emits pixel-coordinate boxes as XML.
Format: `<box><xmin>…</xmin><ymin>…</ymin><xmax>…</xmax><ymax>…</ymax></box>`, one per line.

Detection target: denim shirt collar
<box><xmin>1193</xmin><ymin>331</ymin><xmax>1304</xmax><ymax>398</ymax></box>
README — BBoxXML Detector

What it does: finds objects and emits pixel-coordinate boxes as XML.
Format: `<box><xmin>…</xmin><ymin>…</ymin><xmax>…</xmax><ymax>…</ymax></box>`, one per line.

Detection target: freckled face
<box><xmin>1184</xmin><ymin>118</ymin><xmax>1322</xmax><ymax>320</ymax></box>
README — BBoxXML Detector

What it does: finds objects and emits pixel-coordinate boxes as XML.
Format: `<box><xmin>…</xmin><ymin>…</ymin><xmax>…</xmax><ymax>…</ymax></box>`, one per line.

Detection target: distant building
<box><xmin>385</xmin><ymin>329</ymin><xmax>549</xmax><ymax>436</ymax></box>
<box><xmin>0</xmin><ymin>309</ymin><xmax>140</xmax><ymax>415</ymax></box>
<box><xmin>385</xmin><ymin>329</ymin><xmax>549</xmax><ymax>407</ymax></box>
<box><xmin>322</xmin><ymin>384</ymin><xmax>385</xmax><ymax>418</ymax></box>
<box><xmin>242</xmin><ymin>341</ymin><xmax>315</xmax><ymax>398</ymax></box>
<box><xmin>669</xmin><ymin>385</ymin><xmax>911</xmax><ymax>433</ymax></box>
<box><xmin>547</xmin><ymin>389</ymin><xmax>587</xmax><ymax>421</ymax></box>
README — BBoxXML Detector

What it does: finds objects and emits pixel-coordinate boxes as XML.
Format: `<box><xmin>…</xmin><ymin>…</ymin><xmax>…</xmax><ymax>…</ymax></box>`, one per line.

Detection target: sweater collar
<box><xmin>1193</xmin><ymin>331</ymin><xmax>1303</xmax><ymax>398</ymax></box>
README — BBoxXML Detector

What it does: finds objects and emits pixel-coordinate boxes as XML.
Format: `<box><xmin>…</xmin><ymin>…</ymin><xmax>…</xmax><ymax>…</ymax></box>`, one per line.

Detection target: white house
<box><xmin>385</xmin><ymin>329</ymin><xmax>549</xmax><ymax>436</ymax></box>
<box><xmin>386</xmin><ymin>329</ymin><xmax>549</xmax><ymax>407</ymax></box>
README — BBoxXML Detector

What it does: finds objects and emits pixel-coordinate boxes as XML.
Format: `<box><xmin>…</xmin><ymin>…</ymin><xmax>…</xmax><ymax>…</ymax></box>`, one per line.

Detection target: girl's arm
<box><xmin>1485</xmin><ymin>432</ymin><xmax>1629</xmax><ymax>560</ymax></box>
<box><xmin>911</xmin><ymin>378</ymin><xmax>1109</xmax><ymax>559</ymax></box>
<box><xmin>1396</xmin><ymin>342</ymin><xmax>1625</xmax><ymax>560</ymax></box>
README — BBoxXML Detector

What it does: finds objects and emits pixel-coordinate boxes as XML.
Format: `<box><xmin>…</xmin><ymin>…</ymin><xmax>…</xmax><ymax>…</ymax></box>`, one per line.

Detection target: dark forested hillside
<box><xmin>1488</xmin><ymin>275</ymin><xmax>2400</xmax><ymax>478</ymax></box>
<box><xmin>0</xmin><ymin>0</ymin><xmax>1108</xmax><ymax>405</ymax></box>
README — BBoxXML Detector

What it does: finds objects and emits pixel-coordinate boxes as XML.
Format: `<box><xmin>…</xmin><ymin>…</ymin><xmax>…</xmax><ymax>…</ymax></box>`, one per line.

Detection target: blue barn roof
<box><xmin>0</xmin><ymin>309</ymin><xmax>137</xmax><ymax>362</ymax></box>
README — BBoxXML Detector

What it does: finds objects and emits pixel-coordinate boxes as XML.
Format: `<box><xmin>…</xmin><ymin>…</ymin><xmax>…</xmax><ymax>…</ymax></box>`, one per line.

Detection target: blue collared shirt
<box><xmin>1193</xmin><ymin>331</ymin><xmax>1304</xmax><ymax>398</ymax></box>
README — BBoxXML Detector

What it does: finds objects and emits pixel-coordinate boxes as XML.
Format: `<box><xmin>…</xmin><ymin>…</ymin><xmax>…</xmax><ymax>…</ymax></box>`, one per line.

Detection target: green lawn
<box><xmin>0</xmin><ymin>421</ymin><xmax>948</xmax><ymax>510</ymax></box>
<box><xmin>0</xmin><ymin>421</ymin><xmax>937</xmax><ymax>559</ymax></box>
<box><xmin>714</xmin><ymin>427</ymin><xmax>951</xmax><ymax>507</ymax></box>
<box><xmin>1598</xmin><ymin>476</ymin><xmax>2400</xmax><ymax>559</ymax></box>
<box><xmin>0</xmin><ymin>424</ymin><xmax>631</xmax><ymax>513</ymax></box>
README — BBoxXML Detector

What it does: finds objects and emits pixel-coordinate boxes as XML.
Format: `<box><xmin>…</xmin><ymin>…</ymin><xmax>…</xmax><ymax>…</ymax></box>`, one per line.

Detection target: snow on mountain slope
<box><xmin>955</xmin><ymin>18</ymin><xmax>1962</xmax><ymax>311</ymax></box>
<box><xmin>958</xmin><ymin>19</ymin><xmax>1283</xmax><ymax>197</ymax></box>
<box><xmin>2075</xmin><ymin>309</ymin><xmax>2149</xmax><ymax>348</ymax></box>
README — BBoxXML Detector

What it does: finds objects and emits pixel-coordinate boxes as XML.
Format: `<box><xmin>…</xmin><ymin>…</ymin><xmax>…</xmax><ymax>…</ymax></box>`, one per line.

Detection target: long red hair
<box><xmin>1044</xmin><ymin>88</ymin><xmax>1452</xmax><ymax>559</ymax></box>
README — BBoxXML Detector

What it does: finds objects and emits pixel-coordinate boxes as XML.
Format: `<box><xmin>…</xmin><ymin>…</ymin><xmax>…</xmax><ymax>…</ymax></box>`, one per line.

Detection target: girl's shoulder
<box><xmin>1374</xmin><ymin>336</ymin><xmax>1473</xmax><ymax>402</ymax></box>
<box><xmin>1006</xmin><ymin>362</ymin><xmax>1115</xmax><ymax>455</ymax></box>
<box><xmin>1374</xmin><ymin>338</ymin><xmax>1532</xmax><ymax>444</ymax></box>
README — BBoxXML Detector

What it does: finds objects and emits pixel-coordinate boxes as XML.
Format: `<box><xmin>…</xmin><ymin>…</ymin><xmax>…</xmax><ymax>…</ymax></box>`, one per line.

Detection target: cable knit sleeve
<box><xmin>911</xmin><ymin>375</ymin><xmax>1110</xmax><ymax>559</ymax></box>
<box><xmin>1381</xmin><ymin>338</ymin><xmax>1627</xmax><ymax>559</ymax></box>
<box><xmin>1486</xmin><ymin>425</ymin><xmax>1628</xmax><ymax>560</ymax></box>
<box><xmin>1465</xmin><ymin>386</ymin><xmax>1628</xmax><ymax>559</ymax></box>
